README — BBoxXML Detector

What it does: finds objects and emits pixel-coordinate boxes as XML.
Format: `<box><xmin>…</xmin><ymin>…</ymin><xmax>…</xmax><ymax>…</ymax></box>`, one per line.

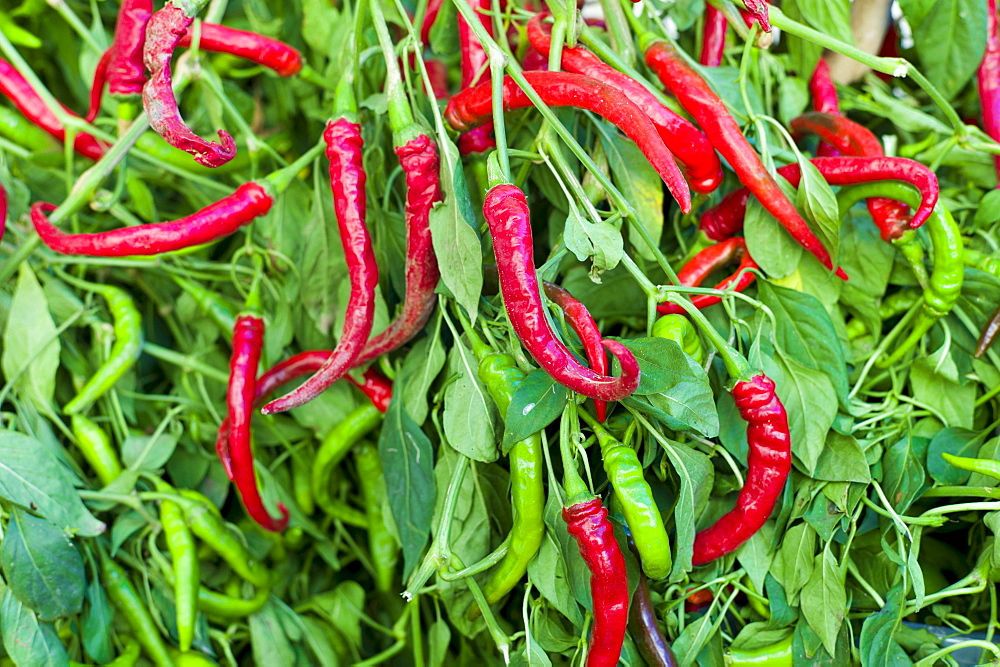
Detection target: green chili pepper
<box><xmin>159</xmin><ymin>499</ymin><xmax>199</xmax><ymax>652</ymax></box>
<box><xmin>466</xmin><ymin>332</ymin><xmax>546</xmax><ymax>608</ymax></box>
<box><xmin>942</xmin><ymin>452</ymin><xmax>1000</xmax><ymax>482</ymax></box>
<box><xmin>845</xmin><ymin>289</ymin><xmax>922</xmax><ymax>339</ymax></box>
<box><xmin>652</xmin><ymin>313</ymin><xmax>705</xmax><ymax>364</ymax></box>
<box><xmin>69</xmin><ymin>636</ymin><xmax>141</xmax><ymax>667</ymax></box>
<box><xmin>964</xmin><ymin>247</ymin><xmax>1000</xmax><ymax>278</ymax></box>
<box><xmin>175</xmin><ymin>490</ymin><xmax>271</xmax><ymax>588</ymax></box>
<box><xmin>312</xmin><ymin>404</ymin><xmax>383</xmax><ymax>514</ymax></box>
<box><xmin>167</xmin><ymin>649</ymin><xmax>219</xmax><ymax>666</ymax></box>
<box><xmin>63</xmin><ymin>282</ymin><xmax>143</xmax><ymax>415</ymax></box>
<box><xmin>70</xmin><ymin>414</ymin><xmax>124</xmax><ymax>486</ymax></box>
<box><xmin>100</xmin><ymin>555</ymin><xmax>175</xmax><ymax>667</ymax></box>
<box><xmin>726</xmin><ymin>633</ymin><xmax>793</xmax><ymax>666</ymax></box>
<box><xmin>581</xmin><ymin>410</ymin><xmax>671</xmax><ymax>579</ymax></box>
<box><xmin>170</xmin><ymin>275</ymin><xmax>238</xmax><ymax>337</ymax></box>
<box><xmin>291</xmin><ymin>454</ymin><xmax>315</xmax><ymax>516</ymax></box>
<box><xmin>354</xmin><ymin>441</ymin><xmax>399</xmax><ymax>593</ymax></box>
<box><xmin>839</xmin><ymin>183</ymin><xmax>963</xmax><ymax>366</ymax></box>
<box><xmin>195</xmin><ymin>584</ymin><xmax>269</xmax><ymax>618</ymax></box>
<box><xmin>0</xmin><ymin>104</ymin><xmax>59</xmax><ymax>153</ymax></box>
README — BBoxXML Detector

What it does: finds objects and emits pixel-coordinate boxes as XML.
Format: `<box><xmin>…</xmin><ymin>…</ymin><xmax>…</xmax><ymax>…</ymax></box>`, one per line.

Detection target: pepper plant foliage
<box><xmin>0</xmin><ymin>0</ymin><xmax>998</xmax><ymax>664</ymax></box>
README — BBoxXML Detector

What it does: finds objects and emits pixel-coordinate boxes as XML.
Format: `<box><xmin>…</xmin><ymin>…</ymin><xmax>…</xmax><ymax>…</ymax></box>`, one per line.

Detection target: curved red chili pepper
<box><xmin>698</xmin><ymin>156</ymin><xmax>938</xmax><ymax>242</ymax></box>
<box><xmin>657</xmin><ymin>238</ymin><xmax>758</xmax><ymax>315</ymax></box>
<box><xmin>107</xmin><ymin>0</ymin><xmax>153</xmax><ymax>97</ymax></box>
<box><xmin>420</xmin><ymin>0</ymin><xmax>445</xmax><ymax>44</ymax></box>
<box><xmin>250</xmin><ymin>118</ymin><xmax>377</xmax><ymax>413</ymax></box>
<box><xmin>484</xmin><ymin>183</ymin><xmax>640</xmax><ymax>402</ymax></box>
<box><xmin>0</xmin><ymin>59</ymin><xmax>107</xmax><ymax>160</ymax></box>
<box><xmin>179</xmin><ymin>24</ymin><xmax>302</xmax><ymax>76</ymax></box>
<box><xmin>740</xmin><ymin>1</ymin><xmax>770</xmax><ymax>32</ymax></box>
<box><xmin>976</xmin><ymin>304</ymin><xmax>1000</xmax><ymax>358</ymax></box>
<box><xmin>807</xmin><ymin>60</ymin><xmax>840</xmax><ymax>157</ymax></box>
<box><xmin>645</xmin><ymin>41</ymin><xmax>845</xmax><ymax>278</ymax></box>
<box><xmin>32</xmin><ymin>182</ymin><xmax>272</xmax><ymax>256</ymax></box>
<box><xmin>563</xmin><ymin>497</ymin><xmax>629</xmax><ymax>667</ymax></box>
<box><xmin>227</xmin><ymin>315</ymin><xmax>289</xmax><ymax>532</ymax></box>
<box><xmin>541</xmin><ymin>282</ymin><xmax>610</xmax><ymax>421</ymax></box>
<box><xmin>457</xmin><ymin>0</ymin><xmax>496</xmax><ymax>155</ymax></box>
<box><xmin>699</xmin><ymin>6</ymin><xmax>727</xmax><ymax>67</ymax></box>
<box><xmin>216</xmin><ymin>352</ymin><xmax>390</xmax><ymax>477</ymax></box>
<box><xmin>526</xmin><ymin>15</ymin><xmax>722</xmax><ymax>194</ymax></box>
<box><xmin>790</xmin><ymin>112</ymin><xmax>913</xmax><ymax>241</ymax></box>
<box><xmin>142</xmin><ymin>4</ymin><xmax>236</xmax><ymax>167</ymax></box>
<box><xmin>692</xmin><ymin>374</ymin><xmax>790</xmax><ymax>565</ymax></box>
<box><xmin>446</xmin><ymin>71</ymin><xmax>692</xmax><ymax>212</ymax></box>
<box><xmin>980</xmin><ymin>0</ymin><xmax>1000</xmax><ymax>184</ymax></box>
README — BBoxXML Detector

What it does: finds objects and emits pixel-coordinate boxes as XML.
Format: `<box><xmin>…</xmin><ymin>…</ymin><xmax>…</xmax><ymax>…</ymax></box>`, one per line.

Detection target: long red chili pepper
<box><xmin>420</xmin><ymin>0</ymin><xmax>445</xmax><ymax>44</ymax></box>
<box><xmin>980</xmin><ymin>0</ymin><xmax>1000</xmax><ymax>185</ymax></box>
<box><xmin>698</xmin><ymin>156</ymin><xmax>938</xmax><ymax>242</ymax></box>
<box><xmin>457</xmin><ymin>0</ymin><xmax>496</xmax><ymax>155</ymax></box>
<box><xmin>699</xmin><ymin>6</ymin><xmax>727</xmax><ymax>67</ymax></box>
<box><xmin>216</xmin><ymin>352</ymin><xmax>390</xmax><ymax>478</ymax></box>
<box><xmin>446</xmin><ymin>71</ymin><xmax>692</xmax><ymax>212</ymax></box>
<box><xmin>31</xmin><ymin>182</ymin><xmax>272</xmax><ymax>256</ymax></box>
<box><xmin>657</xmin><ymin>238</ymin><xmax>758</xmax><ymax>315</ymax></box>
<box><xmin>107</xmin><ymin>0</ymin><xmax>153</xmax><ymax>97</ymax></box>
<box><xmin>526</xmin><ymin>15</ymin><xmax>722</xmax><ymax>194</ymax></box>
<box><xmin>542</xmin><ymin>282</ymin><xmax>610</xmax><ymax>421</ymax></box>
<box><xmin>790</xmin><ymin>111</ymin><xmax>913</xmax><ymax>241</ymax></box>
<box><xmin>808</xmin><ymin>59</ymin><xmax>840</xmax><ymax>157</ymax></box>
<box><xmin>483</xmin><ymin>182</ymin><xmax>640</xmax><ymax>402</ymax></box>
<box><xmin>644</xmin><ymin>40</ymin><xmax>845</xmax><ymax>278</ymax></box>
<box><xmin>563</xmin><ymin>497</ymin><xmax>629</xmax><ymax>667</ymax></box>
<box><xmin>0</xmin><ymin>59</ymin><xmax>107</xmax><ymax>160</ymax></box>
<box><xmin>143</xmin><ymin>3</ymin><xmax>236</xmax><ymax>167</ymax></box>
<box><xmin>263</xmin><ymin>131</ymin><xmax>441</xmax><ymax>414</ymax></box>
<box><xmin>227</xmin><ymin>315</ymin><xmax>289</xmax><ymax>532</ymax></box>
<box><xmin>693</xmin><ymin>374</ymin><xmax>790</xmax><ymax>565</ymax></box>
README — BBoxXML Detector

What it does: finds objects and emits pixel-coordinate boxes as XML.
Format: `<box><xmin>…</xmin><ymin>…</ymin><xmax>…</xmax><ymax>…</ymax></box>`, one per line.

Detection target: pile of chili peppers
<box><xmin>1</xmin><ymin>0</ymin><xmax>999</xmax><ymax>665</ymax></box>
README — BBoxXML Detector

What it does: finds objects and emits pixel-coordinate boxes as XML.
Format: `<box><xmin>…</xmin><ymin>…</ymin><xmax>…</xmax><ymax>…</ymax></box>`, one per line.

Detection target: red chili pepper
<box><xmin>0</xmin><ymin>59</ymin><xmax>107</xmax><ymax>160</ymax></box>
<box><xmin>977</xmin><ymin>304</ymin><xmax>1000</xmax><ymax>358</ymax></box>
<box><xmin>644</xmin><ymin>40</ymin><xmax>845</xmax><ymax>278</ymax></box>
<box><xmin>142</xmin><ymin>3</ymin><xmax>236</xmax><ymax>167</ymax></box>
<box><xmin>657</xmin><ymin>237</ymin><xmax>758</xmax><ymax>315</ymax></box>
<box><xmin>31</xmin><ymin>182</ymin><xmax>272</xmax><ymax>256</ymax></box>
<box><xmin>542</xmin><ymin>282</ymin><xmax>610</xmax><ymax>421</ymax></box>
<box><xmin>457</xmin><ymin>0</ymin><xmax>496</xmax><ymax>155</ymax></box>
<box><xmin>0</xmin><ymin>184</ymin><xmax>6</xmax><ymax>245</ymax></box>
<box><xmin>107</xmin><ymin>0</ymin><xmax>153</xmax><ymax>97</ymax></box>
<box><xmin>420</xmin><ymin>0</ymin><xmax>444</xmax><ymax>44</ymax></box>
<box><xmin>446</xmin><ymin>71</ymin><xmax>692</xmax><ymax>212</ymax></box>
<box><xmin>425</xmin><ymin>59</ymin><xmax>452</xmax><ymax>100</ymax></box>
<box><xmin>790</xmin><ymin>112</ymin><xmax>913</xmax><ymax>241</ymax></box>
<box><xmin>227</xmin><ymin>315</ymin><xmax>289</xmax><ymax>532</ymax></box>
<box><xmin>692</xmin><ymin>373</ymin><xmax>790</xmax><ymax>565</ymax></box>
<box><xmin>483</xmin><ymin>183</ymin><xmax>640</xmax><ymax>402</ymax></box>
<box><xmin>526</xmin><ymin>15</ymin><xmax>722</xmax><ymax>194</ymax></box>
<box><xmin>216</xmin><ymin>351</ymin><xmax>390</xmax><ymax>477</ymax></box>
<box><xmin>699</xmin><ymin>6</ymin><xmax>727</xmax><ymax>67</ymax></box>
<box><xmin>980</xmin><ymin>0</ymin><xmax>1000</xmax><ymax>185</ymax></box>
<box><xmin>684</xmin><ymin>587</ymin><xmax>714</xmax><ymax>613</ymax></box>
<box><xmin>807</xmin><ymin>59</ymin><xmax>841</xmax><ymax>157</ymax></box>
<box><xmin>698</xmin><ymin>156</ymin><xmax>939</xmax><ymax>243</ymax></box>
<box><xmin>562</xmin><ymin>497</ymin><xmax>629</xmax><ymax>667</ymax></box>
<box><xmin>739</xmin><ymin>1</ymin><xmax>770</xmax><ymax>32</ymax></box>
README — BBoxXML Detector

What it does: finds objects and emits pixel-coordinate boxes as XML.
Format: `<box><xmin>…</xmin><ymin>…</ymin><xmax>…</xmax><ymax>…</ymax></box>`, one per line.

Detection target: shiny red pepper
<box><xmin>657</xmin><ymin>238</ymin><xmax>758</xmax><ymax>315</ymax></box>
<box><xmin>700</xmin><ymin>6</ymin><xmax>727</xmax><ymax>67</ymax></box>
<box><xmin>142</xmin><ymin>3</ymin><xmax>236</xmax><ymax>167</ymax></box>
<box><xmin>692</xmin><ymin>374</ymin><xmax>790</xmax><ymax>565</ymax></box>
<box><xmin>445</xmin><ymin>71</ymin><xmax>693</xmax><ymax>212</ymax></box>
<box><xmin>483</xmin><ymin>182</ymin><xmax>640</xmax><ymax>402</ymax></box>
<box><xmin>979</xmin><ymin>0</ymin><xmax>1000</xmax><ymax>184</ymax></box>
<box><xmin>698</xmin><ymin>156</ymin><xmax>938</xmax><ymax>243</ymax></box>
<box><xmin>226</xmin><ymin>315</ymin><xmax>289</xmax><ymax>532</ymax></box>
<box><xmin>644</xmin><ymin>40</ymin><xmax>845</xmax><ymax>278</ymax></box>
<box><xmin>526</xmin><ymin>14</ymin><xmax>722</xmax><ymax>194</ymax></box>
<box><xmin>457</xmin><ymin>0</ymin><xmax>496</xmax><ymax>155</ymax></box>
<box><xmin>563</xmin><ymin>497</ymin><xmax>629</xmax><ymax>667</ymax></box>
<box><xmin>31</xmin><ymin>182</ymin><xmax>273</xmax><ymax>256</ymax></box>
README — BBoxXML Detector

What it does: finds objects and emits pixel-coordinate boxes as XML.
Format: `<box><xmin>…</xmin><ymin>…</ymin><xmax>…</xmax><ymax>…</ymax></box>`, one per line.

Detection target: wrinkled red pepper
<box><xmin>700</xmin><ymin>6</ymin><xmax>727</xmax><ymax>67</ymax></box>
<box><xmin>979</xmin><ymin>0</ymin><xmax>1000</xmax><ymax>185</ymax></box>
<box><xmin>657</xmin><ymin>238</ymin><xmax>758</xmax><ymax>315</ymax></box>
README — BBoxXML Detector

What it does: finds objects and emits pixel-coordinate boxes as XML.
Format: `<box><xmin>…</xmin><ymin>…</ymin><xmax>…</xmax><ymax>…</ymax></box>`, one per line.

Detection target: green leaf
<box><xmin>736</xmin><ymin>522</ymin><xmax>776</xmax><ymax>595</ymax></box>
<box><xmin>744</xmin><ymin>185</ymin><xmax>804</xmax><ymax>279</ymax></box>
<box><xmin>882</xmin><ymin>434</ymin><xmax>928</xmax><ymax>514</ymax></box>
<box><xmin>0</xmin><ymin>508</ymin><xmax>84</xmax><ymax>620</ymax></box>
<box><xmin>502</xmin><ymin>369</ymin><xmax>567</xmax><ymax>451</ymax></box>
<box><xmin>0</xmin><ymin>588</ymin><xmax>69</xmax><ymax>667</ymax></box>
<box><xmin>897</xmin><ymin>0</ymin><xmax>937</xmax><ymax>27</ymax></box>
<box><xmin>801</xmin><ymin>546</ymin><xmax>847</xmax><ymax>656</ymax></box>
<box><xmin>399</xmin><ymin>321</ymin><xmax>447</xmax><ymax>426</ymax></box>
<box><xmin>757</xmin><ymin>281</ymin><xmax>849</xmax><ymax>404</ymax></box>
<box><xmin>121</xmin><ymin>432</ymin><xmax>179</xmax><ymax>471</ymax></box>
<box><xmin>795</xmin><ymin>159</ymin><xmax>841</xmax><ymax>265</ymax></box>
<box><xmin>796</xmin><ymin>0</ymin><xmax>853</xmax><ymax>43</ymax></box>
<box><xmin>859</xmin><ymin>585</ymin><xmax>909</xmax><ymax>667</ymax></box>
<box><xmin>927</xmin><ymin>428</ymin><xmax>983</xmax><ymax>484</ymax></box>
<box><xmin>910</xmin><ymin>358</ymin><xmax>976</xmax><ymax>429</ymax></box>
<box><xmin>563</xmin><ymin>202</ymin><xmax>623</xmax><ymax>274</ymax></box>
<box><xmin>912</xmin><ymin>0</ymin><xmax>987</xmax><ymax>100</ymax></box>
<box><xmin>0</xmin><ymin>431</ymin><xmax>104</xmax><ymax>536</ymax></box>
<box><xmin>813</xmin><ymin>432</ymin><xmax>872</xmax><ymax>483</ymax></box>
<box><xmin>973</xmin><ymin>190</ymin><xmax>1000</xmax><ymax>228</ymax></box>
<box><xmin>248</xmin><ymin>600</ymin><xmax>296</xmax><ymax>665</ymax></box>
<box><xmin>773</xmin><ymin>522</ymin><xmax>816</xmax><ymax>606</ymax></box>
<box><xmin>82</xmin><ymin>578</ymin><xmax>114</xmax><ymax>664</ymax></box>
<box><xmin>662</xmin><ymin>443</ymin><xmax>713</xmax><ymax>576</ymax></box>
<box><xmin>378</xmin><ymin>400</ymin><xmax>435</xmax><ymax>579</ymax></box>
<box><xmin>594</xmin><ymin>122</ymin><xmax>664</xmax><ymax>261</ymax></box>
<box><xmin>619</xmin><ymin>338</ymin><xmax>719</xmax><ymax>438</ymax></box>
<box><xmin>442</xmin><ymin>343</ymin><xmax>499</xmax><ymax>462</ymax></box>
<box><xmin>429</xmin><ymin>137</ymin><xmax>483</xmax><ymax>320</ymax></box>
<box><xmin>2</xmin><ymin>265</ymin><xmax>60</xmax><ymax>412</ymax></box>
<box><xmin>766</xmin><ymin>355</ymin><xmax>838</xmax><ymax>475</ymax></box>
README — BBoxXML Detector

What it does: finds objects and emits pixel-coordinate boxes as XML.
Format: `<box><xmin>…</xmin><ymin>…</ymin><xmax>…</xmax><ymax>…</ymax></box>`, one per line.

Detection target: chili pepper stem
<box><xmin>264</xmin><ymin>138</ymin><xmax>326</xmax><ymax>192</ymax></box>
<box><xmin>370</xmin><ymin>0</ymin><xmax>421</xmax><ymax>143</ymax></box>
